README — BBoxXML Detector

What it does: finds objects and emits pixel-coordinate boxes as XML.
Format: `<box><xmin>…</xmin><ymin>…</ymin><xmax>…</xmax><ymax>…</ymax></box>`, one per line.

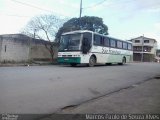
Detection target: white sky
<box><xmin>0</xmin><ymin>0</ymin><xmax>160</xmax><ymax>48</ymax></box>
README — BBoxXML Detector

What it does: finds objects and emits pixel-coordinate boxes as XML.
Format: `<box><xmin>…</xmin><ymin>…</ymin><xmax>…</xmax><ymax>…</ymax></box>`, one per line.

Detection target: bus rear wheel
<box><xmin>118</xmin><ymin>57</ymin><xmax>126</xmax><ymax>65</ymax></box>
<box><xmin>88</xmin><ymin>56</ymin><xmax>96</xmax><ymax>67</ymax></box>
<box><xmin>122</xmin><ymin>57</ymin><xmax>126</xmax><ymax>64</ymax></box>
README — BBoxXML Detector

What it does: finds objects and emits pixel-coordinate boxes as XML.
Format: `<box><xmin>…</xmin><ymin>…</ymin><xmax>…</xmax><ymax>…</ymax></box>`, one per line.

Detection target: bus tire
<box><xmin>118</xmin><ymin>57</ymin><xmax>126</xmax><ymax>65</ymax></box>
<box><xmin>88</xmin><ymin>55</ymin><xmax>96</xmax><ymax>67</ymax></box>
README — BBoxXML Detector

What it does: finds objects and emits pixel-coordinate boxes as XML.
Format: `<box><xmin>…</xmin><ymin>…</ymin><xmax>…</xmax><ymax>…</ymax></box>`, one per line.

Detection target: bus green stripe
<box><xmin>58</xmin><ymin>57</ymin><xmax>81</xmax><ymax>63</ymax></box>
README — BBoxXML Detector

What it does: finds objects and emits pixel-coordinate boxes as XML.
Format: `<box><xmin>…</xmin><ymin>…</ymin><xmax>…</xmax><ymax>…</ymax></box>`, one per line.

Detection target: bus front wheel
<box><xmin>88</xmin><ymin>56</ymin><xmax>96</xmax><ymax>67</ymax></box>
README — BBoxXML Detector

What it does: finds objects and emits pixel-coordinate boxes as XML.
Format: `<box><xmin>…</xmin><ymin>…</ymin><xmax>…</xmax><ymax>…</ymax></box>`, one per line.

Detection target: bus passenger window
<box><xmin>128</xmin><ymin>43</ymin><xmax>132</xmax><ymax>50</ymax></box>
<box><xmin>123</xmin><ymin>42</ymin><xmax>127</xmax><ymax>49</ymax></box>
<box><xmin>110</xmin><ymin>39</ymin><xmax>116</xmax><ymax>47</ymax></box>
<box><xmin>117</xmin><ymin>41</ymin><xmax>123</xmax><ymax>48</ymax></box>
<box><xmin>94</xmin><ymin>35</ymin><xmax>102</xmax><ymax>45</ymax></box>
<box><xmin>104</xmin><ymin>37</ymin><xmax>109</xmax><ymax>46</ymax></box>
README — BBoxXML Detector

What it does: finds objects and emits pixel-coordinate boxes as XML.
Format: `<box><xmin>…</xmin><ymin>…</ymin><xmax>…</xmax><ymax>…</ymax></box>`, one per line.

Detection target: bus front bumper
<box><xmin>58</xmin><ymin>57</ymin><xmax>81</xmax><ymax>64</ymax></box>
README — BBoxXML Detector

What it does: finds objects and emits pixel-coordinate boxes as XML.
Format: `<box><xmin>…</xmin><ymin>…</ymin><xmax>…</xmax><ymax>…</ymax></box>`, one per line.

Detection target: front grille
<box><xmin>62</xmin><ymin>55</ymin><xmax>72</xmax><ymax>57</ymax></box>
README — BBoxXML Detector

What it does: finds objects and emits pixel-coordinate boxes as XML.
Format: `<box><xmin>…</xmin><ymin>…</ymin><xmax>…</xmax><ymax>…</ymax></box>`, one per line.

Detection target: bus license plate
<box><xmin>64</xmin><ymin>58</ymin><xmax>69</xmax><ymax>60</ymax></box>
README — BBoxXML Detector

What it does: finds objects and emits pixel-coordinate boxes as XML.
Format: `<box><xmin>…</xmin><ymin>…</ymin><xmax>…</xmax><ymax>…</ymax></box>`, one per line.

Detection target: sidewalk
<box><xmin>41</xmin><ymin>77</ymin><xmax>160</xmax><ymax>120</ymax></box>
<box><xmin>0</xmin><ymin>61</ymin><xmax>57</xmax><ymax>67</ymax></box>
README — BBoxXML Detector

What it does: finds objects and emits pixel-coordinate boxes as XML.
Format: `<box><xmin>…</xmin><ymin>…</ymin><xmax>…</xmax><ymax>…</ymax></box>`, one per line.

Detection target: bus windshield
<box><xmin>59</xmin><ymin>34</ymin><xmax>82</xmax><ymax>51</ymax></box>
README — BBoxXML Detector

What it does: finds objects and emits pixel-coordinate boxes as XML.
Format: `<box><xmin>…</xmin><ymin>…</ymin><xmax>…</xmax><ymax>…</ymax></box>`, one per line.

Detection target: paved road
<box><xmin>0</xmin><ymin>63</ymin><xmax>160</xmax><ymax>114</ymax></box>
<box><xmin>60</xmin><ymin>78</ymin><xmax>160</xmax><ymax>114</ymax></box>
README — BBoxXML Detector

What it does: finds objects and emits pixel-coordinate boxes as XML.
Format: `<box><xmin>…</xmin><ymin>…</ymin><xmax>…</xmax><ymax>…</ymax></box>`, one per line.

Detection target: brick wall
<box><xmin>30</xmin><ymin>40</ymin><xmax>58</xmax><ymax>61</ymax></box>
<box><xmin>0</xmin><ymin>37</ymin><xmax>30</xmax><ymax>62</ymax></box>
<box><xmin>30</xmin><ymin>44</ymin><xmax>51</xmax><ymax>61</ymax></box>
<box><xmin>30</xmin><ymin>45</ymin><xmax>58</xmax><ymax>61</ymax></box>
<box><xmin>0</xmin><ymin>34</ymin><xmax>58</xmax><ymax>63</ymax></box>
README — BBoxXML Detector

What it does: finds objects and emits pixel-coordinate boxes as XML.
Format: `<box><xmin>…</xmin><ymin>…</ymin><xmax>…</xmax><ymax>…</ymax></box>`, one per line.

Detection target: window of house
<box><xmin>144</xmin><ymin>47</ymin><xmax>151</xmax><ymax>52</ymax></box>
<box><xmin>138</xmin><ymin>47</ymin><xmax>142</xmax><ymax>51</ymax></box>
<box><xmin>133</xmin><ymin>46</ymin><xmax>136</xmax><ymax>51</ymax></box>
<box><xmin>134</xmin><ymin>46</ymin><xmax>141</xmax><ymax>51</ymax></box>
<box><xmin>135</xmin><ymin>40</ymin><xmax>140</xmax><ymax>43</ymax></box>
<box><xmin>144</xmin><ymin>40</ymin><xmax>149</xmax><ymax>43</ymax></box>
<box><xmin>117</xmin><ymin>41</ymin><xmax>123</xmax><ymax>48</ymax></box>
<box><xmin>110</xmin><ymin>39</ymin><xmax>116</xmax><ymax>47</ymax></box>
<box><xmin>123</xmin><ymin>42</ymin><xmax>127</xmax><ymax>49</ymax></box>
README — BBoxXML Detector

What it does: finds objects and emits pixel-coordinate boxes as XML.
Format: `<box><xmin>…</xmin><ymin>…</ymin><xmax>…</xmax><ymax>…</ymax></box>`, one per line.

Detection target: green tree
<box><xmin>55</xmin><ymin>16</ymin><xmax>108</xmax><ymax>42</ymax></box>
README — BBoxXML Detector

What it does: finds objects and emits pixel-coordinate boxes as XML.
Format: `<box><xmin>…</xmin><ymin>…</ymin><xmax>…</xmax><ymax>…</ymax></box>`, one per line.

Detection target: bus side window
<box><xmin>104</xmin><ymin>37</ymin><xmax>109</xmax><ymax>47</ymax></box>
<box><xmin>123</xmin><ymin>42</ymin><xmax>127</xmax><ymax>49</ymax></box>
<box><xmin>110</xmin><ymin>39</ymin><xmax>116</xmax><ymax>48</ymax></box>
<box><xmin>127</xmin><ymin>43</ymin><xmax>132</xmax><ymax>50</ymax></box>
<box><xmin>117</xmin><ymin>41</ymin><xmax>123</xmax><ymax>49</ymax></box>
<box><xmin>94</xmin><ymin>35</ymin><xmax>100</xmax><ymax>45</ymax></box>
<box><xmin>94</xmin><ymin>34</ymin><xmax>103</xmax><ymax>46</ymax></box>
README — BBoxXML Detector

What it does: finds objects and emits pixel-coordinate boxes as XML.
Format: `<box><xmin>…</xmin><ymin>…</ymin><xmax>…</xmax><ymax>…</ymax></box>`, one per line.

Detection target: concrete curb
<box><xmin>0</xmin><ymin>62</ymin><xmax>59</xmax><ymax>67</ymax></box>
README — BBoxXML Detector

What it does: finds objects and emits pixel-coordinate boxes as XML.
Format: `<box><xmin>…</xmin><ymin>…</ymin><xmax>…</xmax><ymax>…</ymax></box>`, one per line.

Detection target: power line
<box><xmin>10</xmin><ymin>0</ymin><xmax>70</xmax><ymax>17</ymax></box>
<box><xmin>83</xmin><ymin>0</ymin><xmax>107</xmax><ymax>9</ymax></box>
<box><xmin>0</xmin><ymin>14</ymin><xmax>31</xmax><ymax>18</ymax></box>
<box><xmin>11</xmin><ymin>0</ymin><xmax>53</xmax><ymax>12</ymax></box>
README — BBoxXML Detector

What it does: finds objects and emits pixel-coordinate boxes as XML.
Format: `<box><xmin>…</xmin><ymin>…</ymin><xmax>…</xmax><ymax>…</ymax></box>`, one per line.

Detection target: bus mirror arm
<box><xmin>82</xmin><ymin>45</ymin><xmax>88</xmax><ymax>54</ymax></box>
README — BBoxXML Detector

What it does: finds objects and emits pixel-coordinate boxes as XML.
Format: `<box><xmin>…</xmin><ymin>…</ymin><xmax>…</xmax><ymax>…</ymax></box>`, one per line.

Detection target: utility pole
<box><xmin>141</xmin><ymin>34</ymin><xmax>144</xmax><ymax>62</ymax></box>
<box><xmin>79</xmin><ymin>0</ymin><xmax>82</xmax><ymax>18</ymax></box>
<box><xmin>33</xmin><ymin>29</ymin><xmax>36</xmax><ymax>39</ymax></box>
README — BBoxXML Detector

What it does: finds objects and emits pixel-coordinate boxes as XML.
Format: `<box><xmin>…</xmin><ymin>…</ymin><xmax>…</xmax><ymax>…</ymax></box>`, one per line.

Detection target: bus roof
<box><xmin>62</xmin><ymin>30</ymin><xmax>93</xmax><ymax>35</ymax></box>
<box><xmin>62</xmin><ymin>30</ymin><xmax>132</xmax><ymax>43</ymax></box>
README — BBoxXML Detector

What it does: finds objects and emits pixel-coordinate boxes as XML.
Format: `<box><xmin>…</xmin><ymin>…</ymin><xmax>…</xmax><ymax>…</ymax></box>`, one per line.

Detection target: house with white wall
<box><xmin>130</xmin><ymin>36</ymin><xmax>157</xmax><ymax>62</ymax></box>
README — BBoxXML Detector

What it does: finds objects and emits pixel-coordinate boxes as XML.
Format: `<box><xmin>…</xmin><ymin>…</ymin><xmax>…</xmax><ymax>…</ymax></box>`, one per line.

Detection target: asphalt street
<box><xmin>0</xmin><ymin>63</ymin><xmax>160</xmax><ymax>114</ymax></box>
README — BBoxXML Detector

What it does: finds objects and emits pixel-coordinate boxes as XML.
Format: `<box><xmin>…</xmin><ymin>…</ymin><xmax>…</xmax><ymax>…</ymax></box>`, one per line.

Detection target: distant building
<box><xmin>130</xmin><ymin>36</ymin><xmax>157</xmax><ymax>62</ymax></box>
<box><xmin>155</xmin><ymin>49</ymin><xmax>160</xmax><ymax>62</ymax></box>
<box><xmin>156</xmin><ymin>49</ymin><xmax>160</xmax><ymax>57</ymax></box>
<box><xmin>0</xmin><ymin>34</ymin><xmax>58</xmax><ymax>63</ymax></box>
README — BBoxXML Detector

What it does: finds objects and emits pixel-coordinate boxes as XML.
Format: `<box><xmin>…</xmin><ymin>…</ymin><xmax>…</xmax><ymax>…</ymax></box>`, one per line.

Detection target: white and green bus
<box><xmin>58</xmin><ymin>30</ymin><xmax>133</xmax><ymax>67</ymax></box>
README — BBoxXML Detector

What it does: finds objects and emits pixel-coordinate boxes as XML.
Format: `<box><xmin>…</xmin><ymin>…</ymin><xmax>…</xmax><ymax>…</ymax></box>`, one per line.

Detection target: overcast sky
<box><xmin>0</xmin><ymin>0</ymin><xmax>160</xmax><ymax>48</ymax></box>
